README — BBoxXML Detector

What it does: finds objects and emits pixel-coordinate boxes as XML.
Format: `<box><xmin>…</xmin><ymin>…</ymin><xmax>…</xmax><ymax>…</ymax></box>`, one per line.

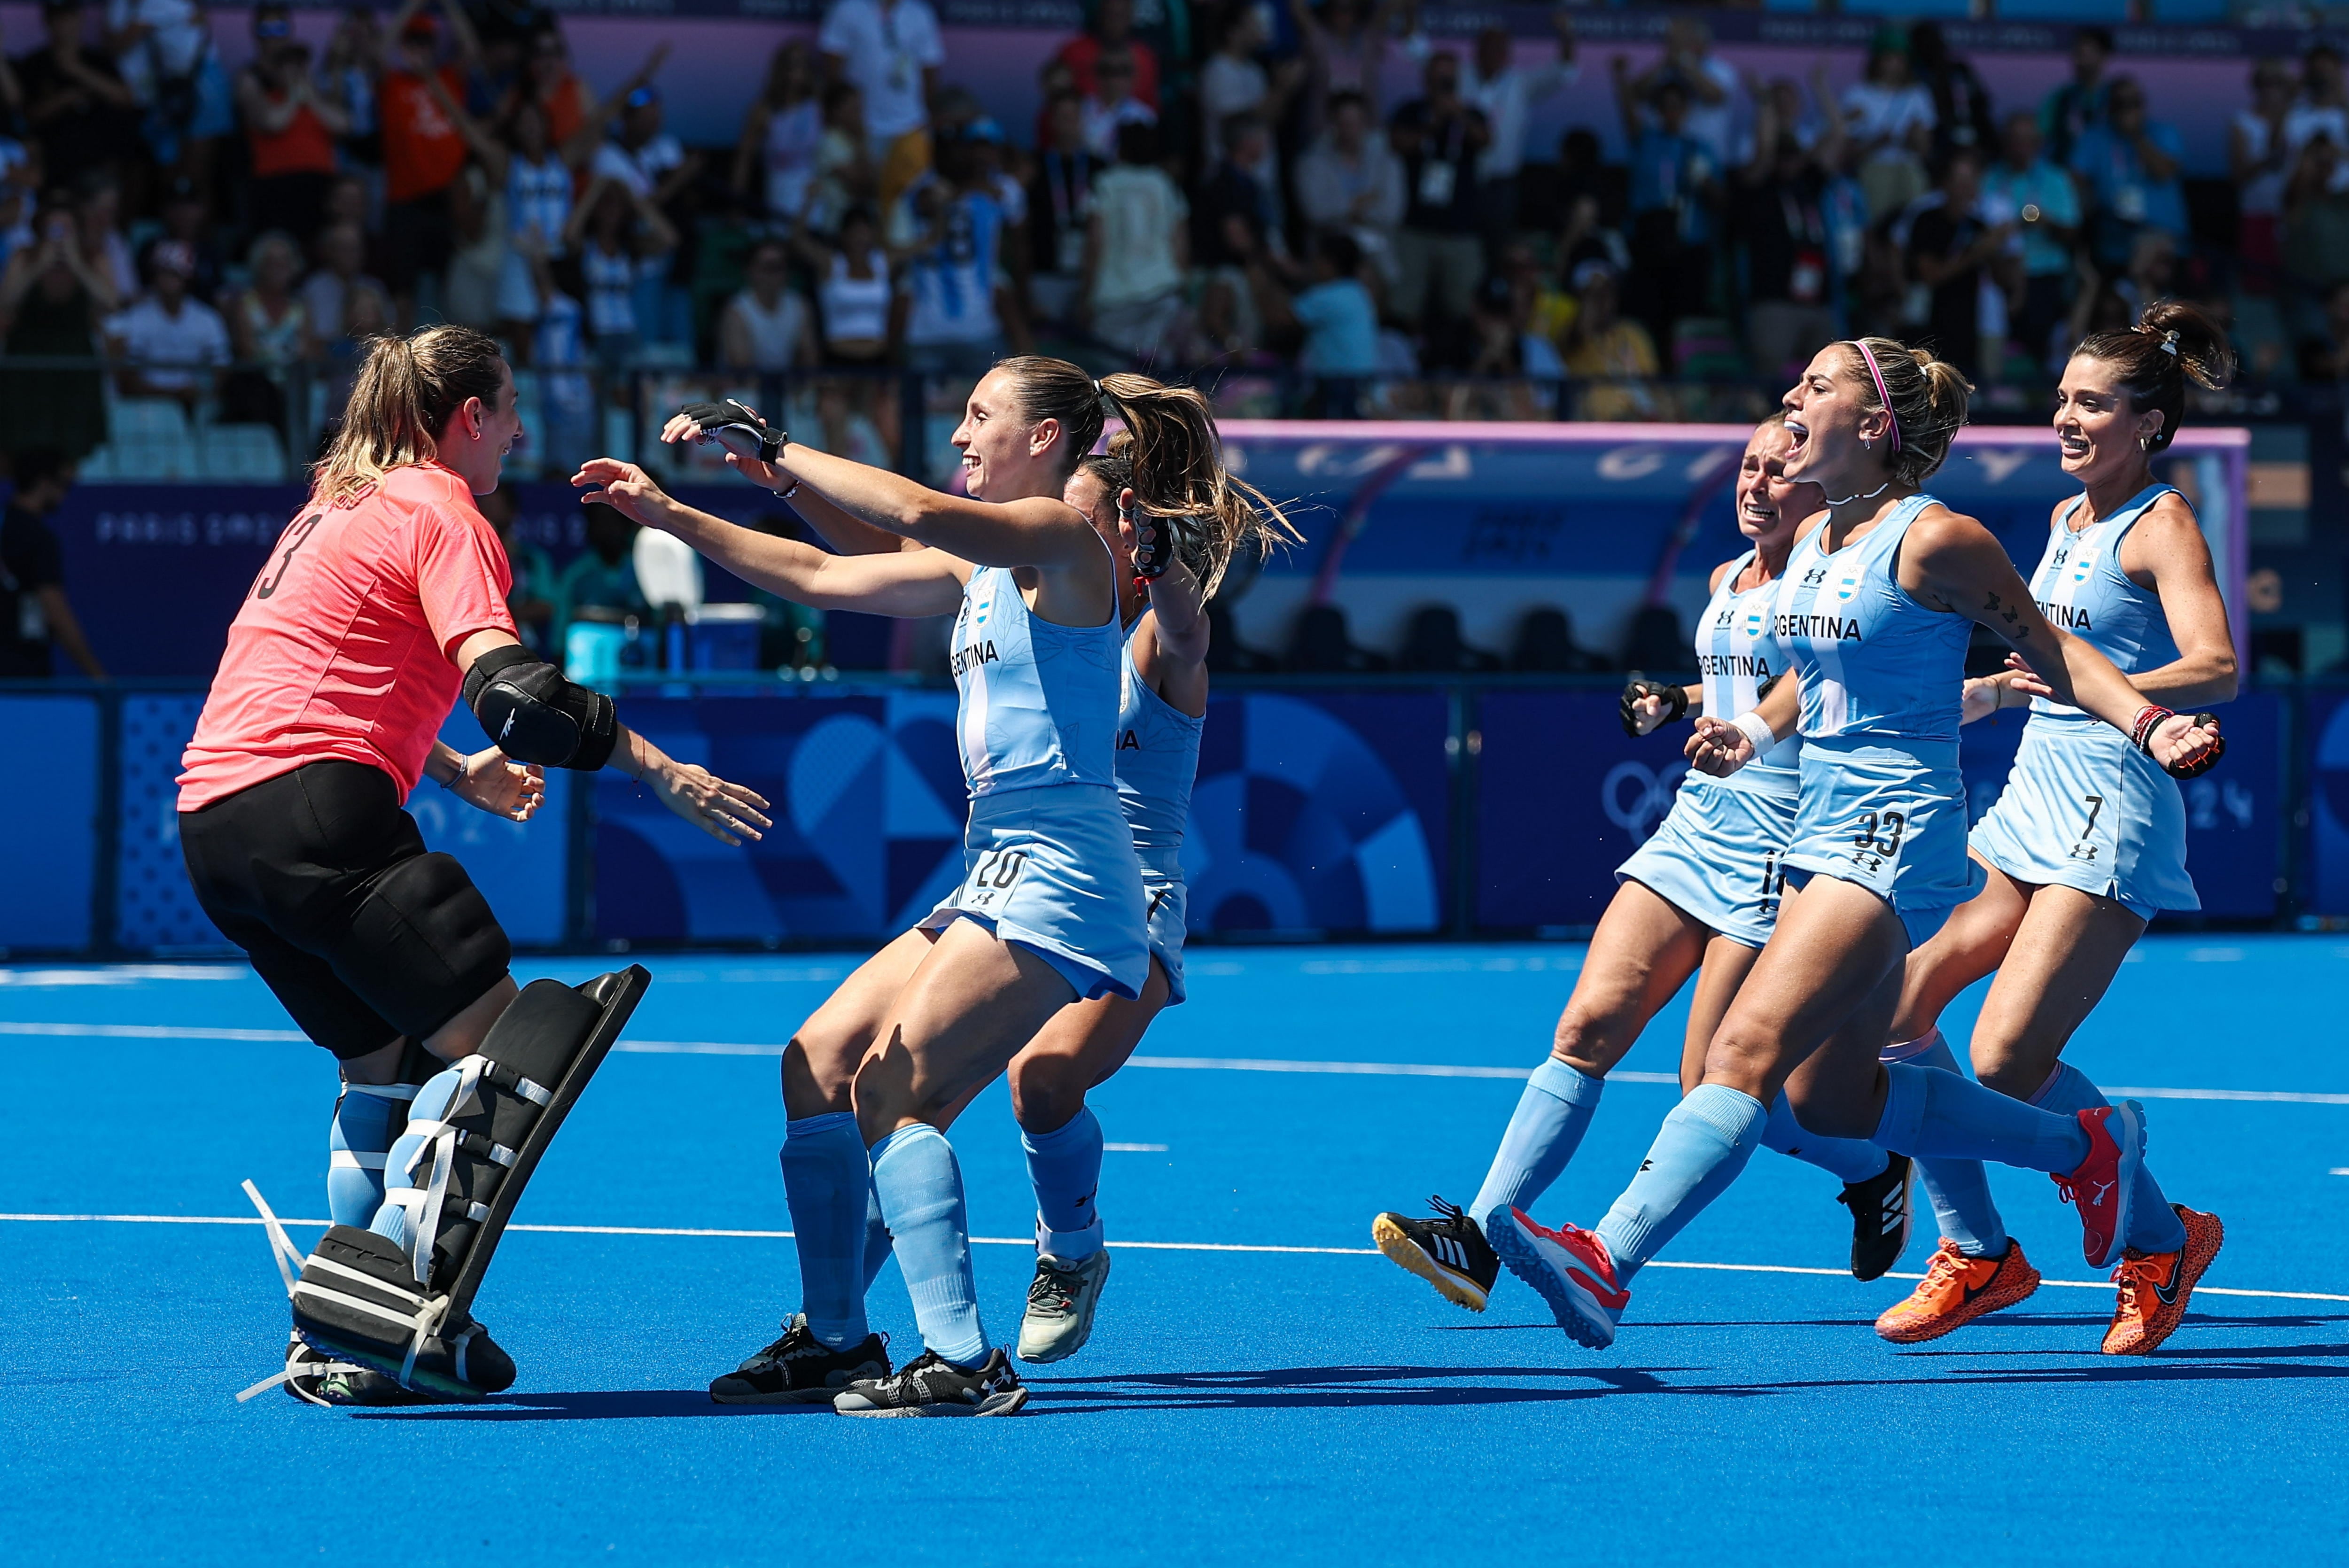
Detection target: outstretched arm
<box><xmin>661</xmin><ymin>407</ymin><xmax>918</xmax><ymax>556</ymax></box>
<box><xmin>1904</xmin><ymin>508</ymin><xmax>2221</xmax><ymax>770</ymax></box>
<box><xmin>759</xmin><ymin>441</ymin><xmax>1102</xmax><ymax>571</ymax></box>
<box><xmin>572</xmin><ymin>458</ymin><xmax>967</xmax><ymax>616</ymax></box>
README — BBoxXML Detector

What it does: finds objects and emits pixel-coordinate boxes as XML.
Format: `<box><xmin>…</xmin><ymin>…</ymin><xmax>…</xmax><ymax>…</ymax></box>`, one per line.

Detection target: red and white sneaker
<box><xmin>1485</xmin><ymin>1208</ymin><xmax>1628</xmax><ymax>1350</ymax></box>
<box><xmin>2052</xmin><ymin>1102</ymin><xmax>2144</xmax><ymax>1270</ymax></box>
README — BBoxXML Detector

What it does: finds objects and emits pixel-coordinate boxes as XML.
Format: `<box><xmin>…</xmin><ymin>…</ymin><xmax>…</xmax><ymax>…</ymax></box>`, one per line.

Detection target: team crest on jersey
<box><xmin>1834</xmin><ymin>567</ymin><xmax>1863</xmax><ymax>603</ymax></box>
<box><xmin>1742</xmin><ymin>606</ymin><xmax>1766</xmax><ymax>637</ymax></box>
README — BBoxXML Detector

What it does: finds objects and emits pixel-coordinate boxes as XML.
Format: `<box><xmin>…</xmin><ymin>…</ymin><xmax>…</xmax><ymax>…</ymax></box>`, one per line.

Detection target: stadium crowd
<box><xmin>0</xmin><ymin>1</ymin><xmax>2341</xmax><ymax>451</ymax></box>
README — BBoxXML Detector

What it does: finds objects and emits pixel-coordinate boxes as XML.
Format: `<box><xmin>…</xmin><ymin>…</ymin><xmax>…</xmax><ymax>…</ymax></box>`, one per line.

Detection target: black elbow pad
<box><xmin>462</xmin><ymin>645</ymin><xmax>619</xmax><ymax>771</ymax></box>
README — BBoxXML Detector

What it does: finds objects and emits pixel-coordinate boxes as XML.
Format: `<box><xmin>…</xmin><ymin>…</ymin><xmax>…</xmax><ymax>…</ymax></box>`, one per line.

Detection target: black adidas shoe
<box><xmin>832</xmin><ymin>1347</ymin><xmax>1029</xmax><ymax>1418</ymax></box>
<box><xmin>1372</xmin><ymin>1195</ymin><xmax>1501</xmax><ymax>1312</ymax></box>
<box><xmin>1839</xmin><ymin>1151</ymin><xmax>1917</xmax><ymax>1282</ymax></box>
<box><xmin>710</xmin><ymin>1314</ymin><xmax>891</xmax><ymax>1405</ymax></box>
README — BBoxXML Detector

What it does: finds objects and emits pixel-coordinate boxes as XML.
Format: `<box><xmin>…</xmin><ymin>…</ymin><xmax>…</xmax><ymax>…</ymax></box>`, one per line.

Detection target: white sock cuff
<box><xmin>1879</xmin><ymin>1028</ymin><xmax>1943</xmax><ymax>1064</ymax></box>
<box><xmin>1037</xmin><ymin>1215</ymin><xmax>1104</xmax><ymax>1261</ymax></box>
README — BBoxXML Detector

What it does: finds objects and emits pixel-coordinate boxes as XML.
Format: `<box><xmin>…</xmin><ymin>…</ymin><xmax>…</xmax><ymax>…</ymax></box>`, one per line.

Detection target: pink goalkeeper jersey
<box><xmin>178</xmin><ymin>463</ymin><xmax>517</xmax><ymax>811</ymax></box>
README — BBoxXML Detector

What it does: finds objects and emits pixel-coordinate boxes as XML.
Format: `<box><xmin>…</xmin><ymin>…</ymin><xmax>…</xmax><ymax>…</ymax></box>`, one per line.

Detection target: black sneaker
<box><xmin>259</xmin><ymin>1334</ymin><xmax>439</xmax><ymax>1407</ymax></box>
<box><xmin>709</xmin><ymin>1314</ymin><xmax>891</xmax><ymax>1405</ymax></box>
<box><xmin>1371</xmin><ymin>1195</ymin><xmax>1501</xmax><ymax>1312</ymax></box>
<box><xmin>1839</xmin><ymin>1151</ymin><xmax>1917</xmax><ymax>1281</ymax></box>
<box><xmin>832</xmin><ymin>1347</ymin><xmax>1029</xmax><ymax>1418</ymax></box>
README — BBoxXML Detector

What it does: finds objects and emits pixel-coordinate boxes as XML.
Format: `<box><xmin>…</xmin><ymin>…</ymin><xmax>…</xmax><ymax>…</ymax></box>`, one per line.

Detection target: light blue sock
<box><xmin>862</xmin><ymin>1180</ymin><xmax>894</xmax><ymax>1291</ymax></box>
<box><xmin>2030</xmin><ymin>1063</ymin><xmax>2186</xmax><ymax>1253</ymax></box>
<box><xmin>779</xmin><ymin>1112</ymin><xmax>871</xmax><ymax>1350</ymax></box>
<box><xmin>328</xmin><ymin>1082</ymin><xmax>409</xmax><ymax>1228</ymax></box>
<box><xmin>1758</xmin><ymin>1092</ymin><xmax>1890</xmax><ymax>1184</ymax></box>
<box><xmin>1874</xmin><ymin>1062</ymin><xmax>2090</xmax><ymax>1173</ymax></box>
<box><xmin>1022</xmin><ymin>1106</ymin><xmax>1106</xmax><ymax>1260</ymax></box>
<box><xmin>368</xmin><ymin>1063</ymin><xmax>467</xmax><ymax>1254</ymax></box>
<box><xmin>1594</xmin><ymin>1085</ymin><xmax>1768</xmax><ymax>1285</ymax></box>
<box><xmin>1468</xmin><ymin>1057</ymin><xmax>1603</xmax><ymax>1226</ymax></box>
<box><xmin>1884</xmin><ymin>1032</ymin><xmax>2008</xmax><ymax>1259</ymax></box>
<box><xmin>870</xmin><ymin>1123</ymin><xmax>988</xmax><ymax>1369</ymax></box>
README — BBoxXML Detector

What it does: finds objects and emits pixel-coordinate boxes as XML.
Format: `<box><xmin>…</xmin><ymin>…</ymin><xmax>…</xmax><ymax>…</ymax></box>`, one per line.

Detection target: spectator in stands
<box><xmin>152</xmin><ymin>173</ymin><xmax>220</xmax><ymax>301</ymax></box>
<box><xmin>517</xmin><ymin>236</ymin><xmax>596</xmax><ymax>477</ymax></box>
<box><xmin>504</xmin><ymin>23</ymin><xmax>601</xmax><ymax>154</ymax></box>
<box><xmin>237</xmin><ymin>6</ymin><xmax>348</xmax><ymax>247</ymax></box>
<box><xmin>221</xmin><ymin>231</ymin><xmax>310</xmax><ymax>431</ymax></box>
<box><xmin>1199</xmin><ymin>2</ymin><xmax>1299</xmax><ymax>169</ymax></box>
<box><xmin>104</xmin><ymin>239</ymin><xmax>228</xmax><ymax>412</ymax></box>
<box><xmin>2290</xmin><ymin>45</ymin><xmax>2349</xmax><ymax>168</ymax></box>
<box><xmin>555</xmin><ymin>501</ymin><xmax>647</xmax><ymax>636</ymax></box>
<box><xmin>1084</xmin><ymin>118</ymin><xmax>1186</xmax><ymax>358</ymax></box>
<box><xmin>14</xmin><ymin>1</ymin><xmax>141</xmax><ymax>192</ymax></box>
<box><xmin>2304</xmin><ymin>279</ymin><xmax>2349</xmax><ymax>383</ymax></box>
<box><xmin>1242</xmin><ymin>226</ymin><xmax>1376</xmax><ymax>416</ymax></box>
<box><xmin>1389</xmin><ymin>50</ymin><xmax>1488</xmax><ymax>348</ymax></box>
<box><xmin>1983</xmin><ymin>110</ymin><xmax>2079</xmax><ymax>373</ymax></box>
<box><xmin>1840</xmin><ymin>35</ymin><xmax>1931</xmax><ymax>221</ymax></box>
<box><xmin>74</xmin><ymin>173</ymin><xmax>135</xmax><ymax>305</ymax></box>
<box><xmin>562</xmin><ymin>173</ymin><xmax>677</xmax><ymax>370</ymax></box>
<box><xmin>479</xmin><ymin>483</ymin><xmax>557</xmax><ymax>655</ymax></box>
<box><xmin>0</xmin><ymin>447</ymin><xmax>105</xmax><ymax>679</ymax></box>
<box><xmin>2040</xmin><ymin>25</ymin><xmax>2112</xmax><ymax>168</ymax></box>
<box><xmin>805</xmin><ymin>376</ymin><xmax>893</xmax><ymax>465</ymax></box>
<box><xmin>1908</xmin><ymin>22</ymin><xmax>1993</xmax><ymax>163</ymax></box>
<box><xmin>891</xmin><ymin>132</ymin><xmax>1023</xmax><ymax>375</ymax></box>
<box><xmin>1057</xmin><ymin>0</ymin><xmax>1159</xmax><ymax>112</ymax></box>
<box><xmin>0</xmin><ymin>151</ymin><xmax>37</xmax><ymax>272</ymax></box>
<box><xmin>298</xmin><ymin>219</ymin><xmax>387</xmax><ymax>355</ymax></box>
<box><xmin>1405</xmin><ymin>10</ymin><xmax>1576</xmax><ymax>262</ymax></box>
<box><xmin>805</xmin><ymin>80</ymin><xmax>878</xmax><ymax>235</ymax></box>
<box><xmin>1905</xmin><ymin>147</ymin><xmax>2006</xmax><ymax>382</ymax></box>
<box><xmin>734</xmin><ymin>40</ymin><xmax>824</xmax><ymax>225</ymax></box>
<box><xmin>1081</xmin><ymin>47</ymin><xmax>1157</xmax><ymax>160</ymax></box>
<box><xmin>1028</xmin><ymin>90</ymin><xmax>1098</xmax><ymax>319</ymax></box>
<box><xmin>1613</xmin><ymin>62</ymin><xmax>1714</xmax><ymax>358</ymax></box>
<box><xmin>802</xmin><ymin>203</ymin><xmax>892</xmax><ymax>363</ymax></box>
<box><xmin>2069</xmin><ymin>75</ymin><xmax>2186</xmax><ymax>274</ymax></box>
<box><xmin>1560</xmin><ymin>259</ymin><xmax>1658</xmax><ymax>420</ymax></box>
<box><xmin>430</xmin><ymin>87</ymin><xmax>587</xmax><ymax>349</ymax></box>
<box><xmin>378</xmin><ymin>9</ymin><xmax>470</xmax><ymax>323</ymax></box>
<box><xmin>318</xmin><ymin>4</ymin><xmax>383</xmax><ymax>166</ymax></box>
<box><xmin>594</xmin><ymin>81</ymin><xmax>700</xmax><ymax>225</ymax></box>
<box><xmin>2284</xmin><ymin>136</ymin><xmax>2349</xmax><ymax>329</ymax></box>
<box><xmin>1294</xmin><ymin>88</ymin><xmax>1403</xmax><ymax>281</ymax></box>
<box><xmin>1192</xmin><ymin>110</ymin><xmax>1280</xmax><ymax>354</ymax></box>
<box><xmin>1291</xmin><ymin>0</ymin><xmax>1394</xmax><ymax>127</ymax></box>
<box><xmin>717</xmin><ymin>236</ymin><xmax>818</xmax><ymax>371</ymax></box>
<box><xmin>1733</xmin><ymin>82</ymin><xmax>1839</xmax><ymax>382</ymax></box>
<box><xmin>818</xmin><ymin>0</ymin><xmax>945</xmax><ymax>213</ymax></box>
<box><xmin>0</xmin><ymin>203</ymin><xmax>114</xmax><ymax>465</ymax></box>
<box><xmin>2233</xmin><ymin>58</ymin><xmax>2298</xmax><ymax>294</ymax></box>
<box><xmin>108</xmin><ymin>0</ymin><xmax>233</xmax><ymax>206</ymax></box>
<box><xmin>317</xmin><ymin>271</ymin><xmax>390</xmax><ymax>415</ymax></box>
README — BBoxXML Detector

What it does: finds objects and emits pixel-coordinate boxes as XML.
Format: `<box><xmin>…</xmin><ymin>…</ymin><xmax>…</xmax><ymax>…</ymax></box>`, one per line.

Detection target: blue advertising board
<box><xmin>0</xmin><ymin>696</ymin><xmax>100</xmax><ymax>951</ymax></box>
<box><xmin>592</xmin><ymin>688</ymin><xmax>1451</xmax><ymax>944</ymax></box>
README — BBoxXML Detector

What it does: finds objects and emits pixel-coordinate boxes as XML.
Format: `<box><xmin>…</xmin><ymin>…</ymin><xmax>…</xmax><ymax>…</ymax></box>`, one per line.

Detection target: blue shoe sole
<box><xmin>1485</xmin><ymin>1215</ymin><xmax>1616</xmax><ymax>1351</ymax></box>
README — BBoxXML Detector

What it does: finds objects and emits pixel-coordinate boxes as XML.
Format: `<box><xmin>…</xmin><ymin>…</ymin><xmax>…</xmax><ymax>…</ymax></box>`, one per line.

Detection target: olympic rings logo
<box><xmin>1602</xmin><ymin>761</ymin><xmax>1688</xmax><ymax>844</ymax></box>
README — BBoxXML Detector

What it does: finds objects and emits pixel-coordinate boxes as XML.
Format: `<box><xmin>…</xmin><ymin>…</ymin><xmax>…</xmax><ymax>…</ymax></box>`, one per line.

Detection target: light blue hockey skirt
<box><xmin>1968</xmin><ymin>711</ymin><xmax>2196</xmax><ymax>918</ymax></box>
<box><xmin>923</xmin><ymin>784</ymin><xmax>1151</xmax><ymax>1001</ymax></box>
<box><xmin>1781</xmin><ymin>736</ymin><xmax>1985</xmax><ymax>948</ymax></box>
<box><xmin>1616</xmin><ymin>776</ymin><xmax>1798</xmax><ymax>951</ymax></box>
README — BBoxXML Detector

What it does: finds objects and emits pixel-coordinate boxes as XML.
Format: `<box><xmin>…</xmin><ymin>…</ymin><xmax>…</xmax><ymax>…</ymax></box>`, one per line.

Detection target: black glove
<box><xmin>678</xmin><ymin>399</ymin><xmax>784</xmax><ymax>464</ymax></box>
<box><xmin>1127</xmin><ymin>496</ymin><xmax>1197</xmax><ymax>582</ymax></box>
<box><xmin>1620</xmin><ymin>678</ymin><xmax>1688</xmax><ymax>737</ymax></box>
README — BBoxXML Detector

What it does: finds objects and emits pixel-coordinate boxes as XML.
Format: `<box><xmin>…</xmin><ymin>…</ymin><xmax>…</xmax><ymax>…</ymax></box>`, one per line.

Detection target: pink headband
<box><xmin>1851</xmin><ymin>340</ymin><xmax>1901</xmax><ymax>453</ymax></box>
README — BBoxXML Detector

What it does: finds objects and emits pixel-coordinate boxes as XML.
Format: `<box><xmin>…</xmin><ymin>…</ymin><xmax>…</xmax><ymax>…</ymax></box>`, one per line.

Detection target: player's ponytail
<box><xmin>2071</xmin><ymin>299</ymin><xmax>2235</xmax><ymax>453</ymax></box>
<box><xmin>312</xmin><ymin>325</ymin><xmax>507</xmax><ymax>506</ymax></box>
<box><xmin>1843</xmin><ymin>337</ymin><xmax>1970</xmax><ymax>487</ymax></box>
<box><xmin>1000</xmin><ymin>355</ymin><xmax>1301</xmax><ymax>598</ymax></box>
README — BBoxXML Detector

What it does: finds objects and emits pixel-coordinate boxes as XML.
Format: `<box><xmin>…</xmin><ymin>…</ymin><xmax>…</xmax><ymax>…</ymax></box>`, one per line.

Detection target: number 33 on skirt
<box><xmin>1850</xmin><ymin>809</ymin><xmax>1907</xmax><ymax>875</ymax></box>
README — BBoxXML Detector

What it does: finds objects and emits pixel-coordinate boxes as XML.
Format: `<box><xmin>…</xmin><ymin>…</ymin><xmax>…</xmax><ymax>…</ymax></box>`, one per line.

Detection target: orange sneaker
<box><xmin>1875</xmin><ymin>1238</ymin><xmax>2041</xmax><ymax>1344</ymax></box>
<box><xmin>2102</xmin><ymin>1205</ymin><xmax>2224</xmax><ymax>1356</ymax></box>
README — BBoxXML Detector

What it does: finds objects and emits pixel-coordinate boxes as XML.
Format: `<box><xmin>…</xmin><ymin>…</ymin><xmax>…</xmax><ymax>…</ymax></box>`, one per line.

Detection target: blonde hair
<box><xmin>996</xmin><ymin>354</ymin><xmax>1301</xmax><ymax>597</ymax></box>
<box><xmin>311</xmin><ymin>325</ymin><xmax>507</xmax><ymax>506</ymax></box>
<box><xmin>1841</xmin><ymin>337</ymin><xmax>1971</xmax><ymax>487</ymax></box>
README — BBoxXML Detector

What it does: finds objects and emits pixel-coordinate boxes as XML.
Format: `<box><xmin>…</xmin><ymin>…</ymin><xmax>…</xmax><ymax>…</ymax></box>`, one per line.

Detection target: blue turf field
<box><xmin>4</xmin><ymin>937</ymin><xmax>2347</xmax><ymax>1565</ymax></box>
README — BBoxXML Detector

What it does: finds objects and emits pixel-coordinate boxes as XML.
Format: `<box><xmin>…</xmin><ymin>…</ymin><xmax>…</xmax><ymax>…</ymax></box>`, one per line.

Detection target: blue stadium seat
<box><xmin>1840</xmin><ymin>0</ymin><xmax>1970</xmax><ymax>16</ymax></box>
<box><xmin>2149</xmin><ymin>0</ymin><xmax>2231</xmax><ymax>18</ymax></box>
<box><xmin>1994</xmin><ymin>0</ymin><xmax>2131</xmax><ymax>18</ymax></box>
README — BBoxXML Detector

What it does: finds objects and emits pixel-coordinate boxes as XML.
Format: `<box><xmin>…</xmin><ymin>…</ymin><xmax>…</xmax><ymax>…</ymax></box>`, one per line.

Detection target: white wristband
<box><xmin>1731</xmin><ymin>711</ymin><xmax>1779</xmax><ymax>760</ymax></box>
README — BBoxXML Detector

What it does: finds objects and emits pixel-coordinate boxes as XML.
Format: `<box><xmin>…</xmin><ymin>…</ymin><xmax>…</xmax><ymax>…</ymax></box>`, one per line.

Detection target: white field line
<box><xmin>24</xmin><ymin>1022</ymin><xmax>2348</xmax><ymax>1105</ymax></box>
<box><xmin>2</xmin><ymin>1210</ymin><xmax>2344</xmax><ymax>1303</ymax></box>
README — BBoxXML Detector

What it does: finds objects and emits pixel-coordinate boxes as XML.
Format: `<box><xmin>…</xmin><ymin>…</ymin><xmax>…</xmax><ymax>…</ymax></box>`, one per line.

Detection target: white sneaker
<box><xmin>1015</xmin><ymin>1249</ymin><xmax>1111</xmax><ymax>1364</ymax></box>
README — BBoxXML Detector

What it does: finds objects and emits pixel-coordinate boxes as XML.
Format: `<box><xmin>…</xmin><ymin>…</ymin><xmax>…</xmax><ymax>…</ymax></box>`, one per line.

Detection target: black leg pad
<box><xmin>290</xmin><ymin>1225</ymin><xmax>516</xmax><ymax>1401</ymax></box>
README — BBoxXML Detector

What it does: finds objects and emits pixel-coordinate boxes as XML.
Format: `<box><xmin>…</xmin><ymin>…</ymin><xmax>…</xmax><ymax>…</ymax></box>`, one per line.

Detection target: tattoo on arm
<box><xmin>1983</xmin><ymin>590</ymin><xmax>2028</xmax><ymax>642</ymax></box>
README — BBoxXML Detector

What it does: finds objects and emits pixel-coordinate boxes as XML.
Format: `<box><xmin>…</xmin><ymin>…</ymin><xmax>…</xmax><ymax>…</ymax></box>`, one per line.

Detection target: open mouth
<box><xmin>2058</xmin><ymin>435</ymin><xmax>2092</xmax><ymax>459</ymax></box>
<box><xmin>1783</xmin><ymin>418</ymin><xmax>1810</xmax><ymax>458</ymax></box>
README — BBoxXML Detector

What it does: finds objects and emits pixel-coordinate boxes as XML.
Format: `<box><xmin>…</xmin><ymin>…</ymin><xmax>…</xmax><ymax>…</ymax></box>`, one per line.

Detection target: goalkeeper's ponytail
<box><xmin>312</xmin><ymin>326</ymin><xmax>506</xmax><ymax>506</ymax></box>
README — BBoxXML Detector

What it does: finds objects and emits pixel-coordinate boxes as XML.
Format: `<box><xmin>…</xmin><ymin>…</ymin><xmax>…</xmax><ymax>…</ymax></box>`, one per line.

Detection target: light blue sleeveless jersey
<box><xmin>1773</xmin><ymin>493</ymin><xmax>1972</xmax><ymax>744</ymax></box>
<box><xmin>1968</xmin><ymin>483</ymin><xmax>2199</xmax><ymax>916</ymax></box>
<box><xmin>1773</xmin><ymin>493</ymin><xmax>1982</xmax><ymax>946</ymax></box>
<box><xmin>2026</xmin><ymin>484</ymin><xmax>2185</xmax><ymax>717</ymax></box>
<box><xmin>1115</xmin><ymin>631</ymin><xmax>1203</xmax><ymax>880</ymax></box>
<box><xmin>949</xmin><ymin>564</ymin><xmax>1123</xmax><ymax>797</ymax></box>
<box><xmin>1695</xmin><ymin>547</ymin><xmax>1801</xmax><ymax>795</ymax></box>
